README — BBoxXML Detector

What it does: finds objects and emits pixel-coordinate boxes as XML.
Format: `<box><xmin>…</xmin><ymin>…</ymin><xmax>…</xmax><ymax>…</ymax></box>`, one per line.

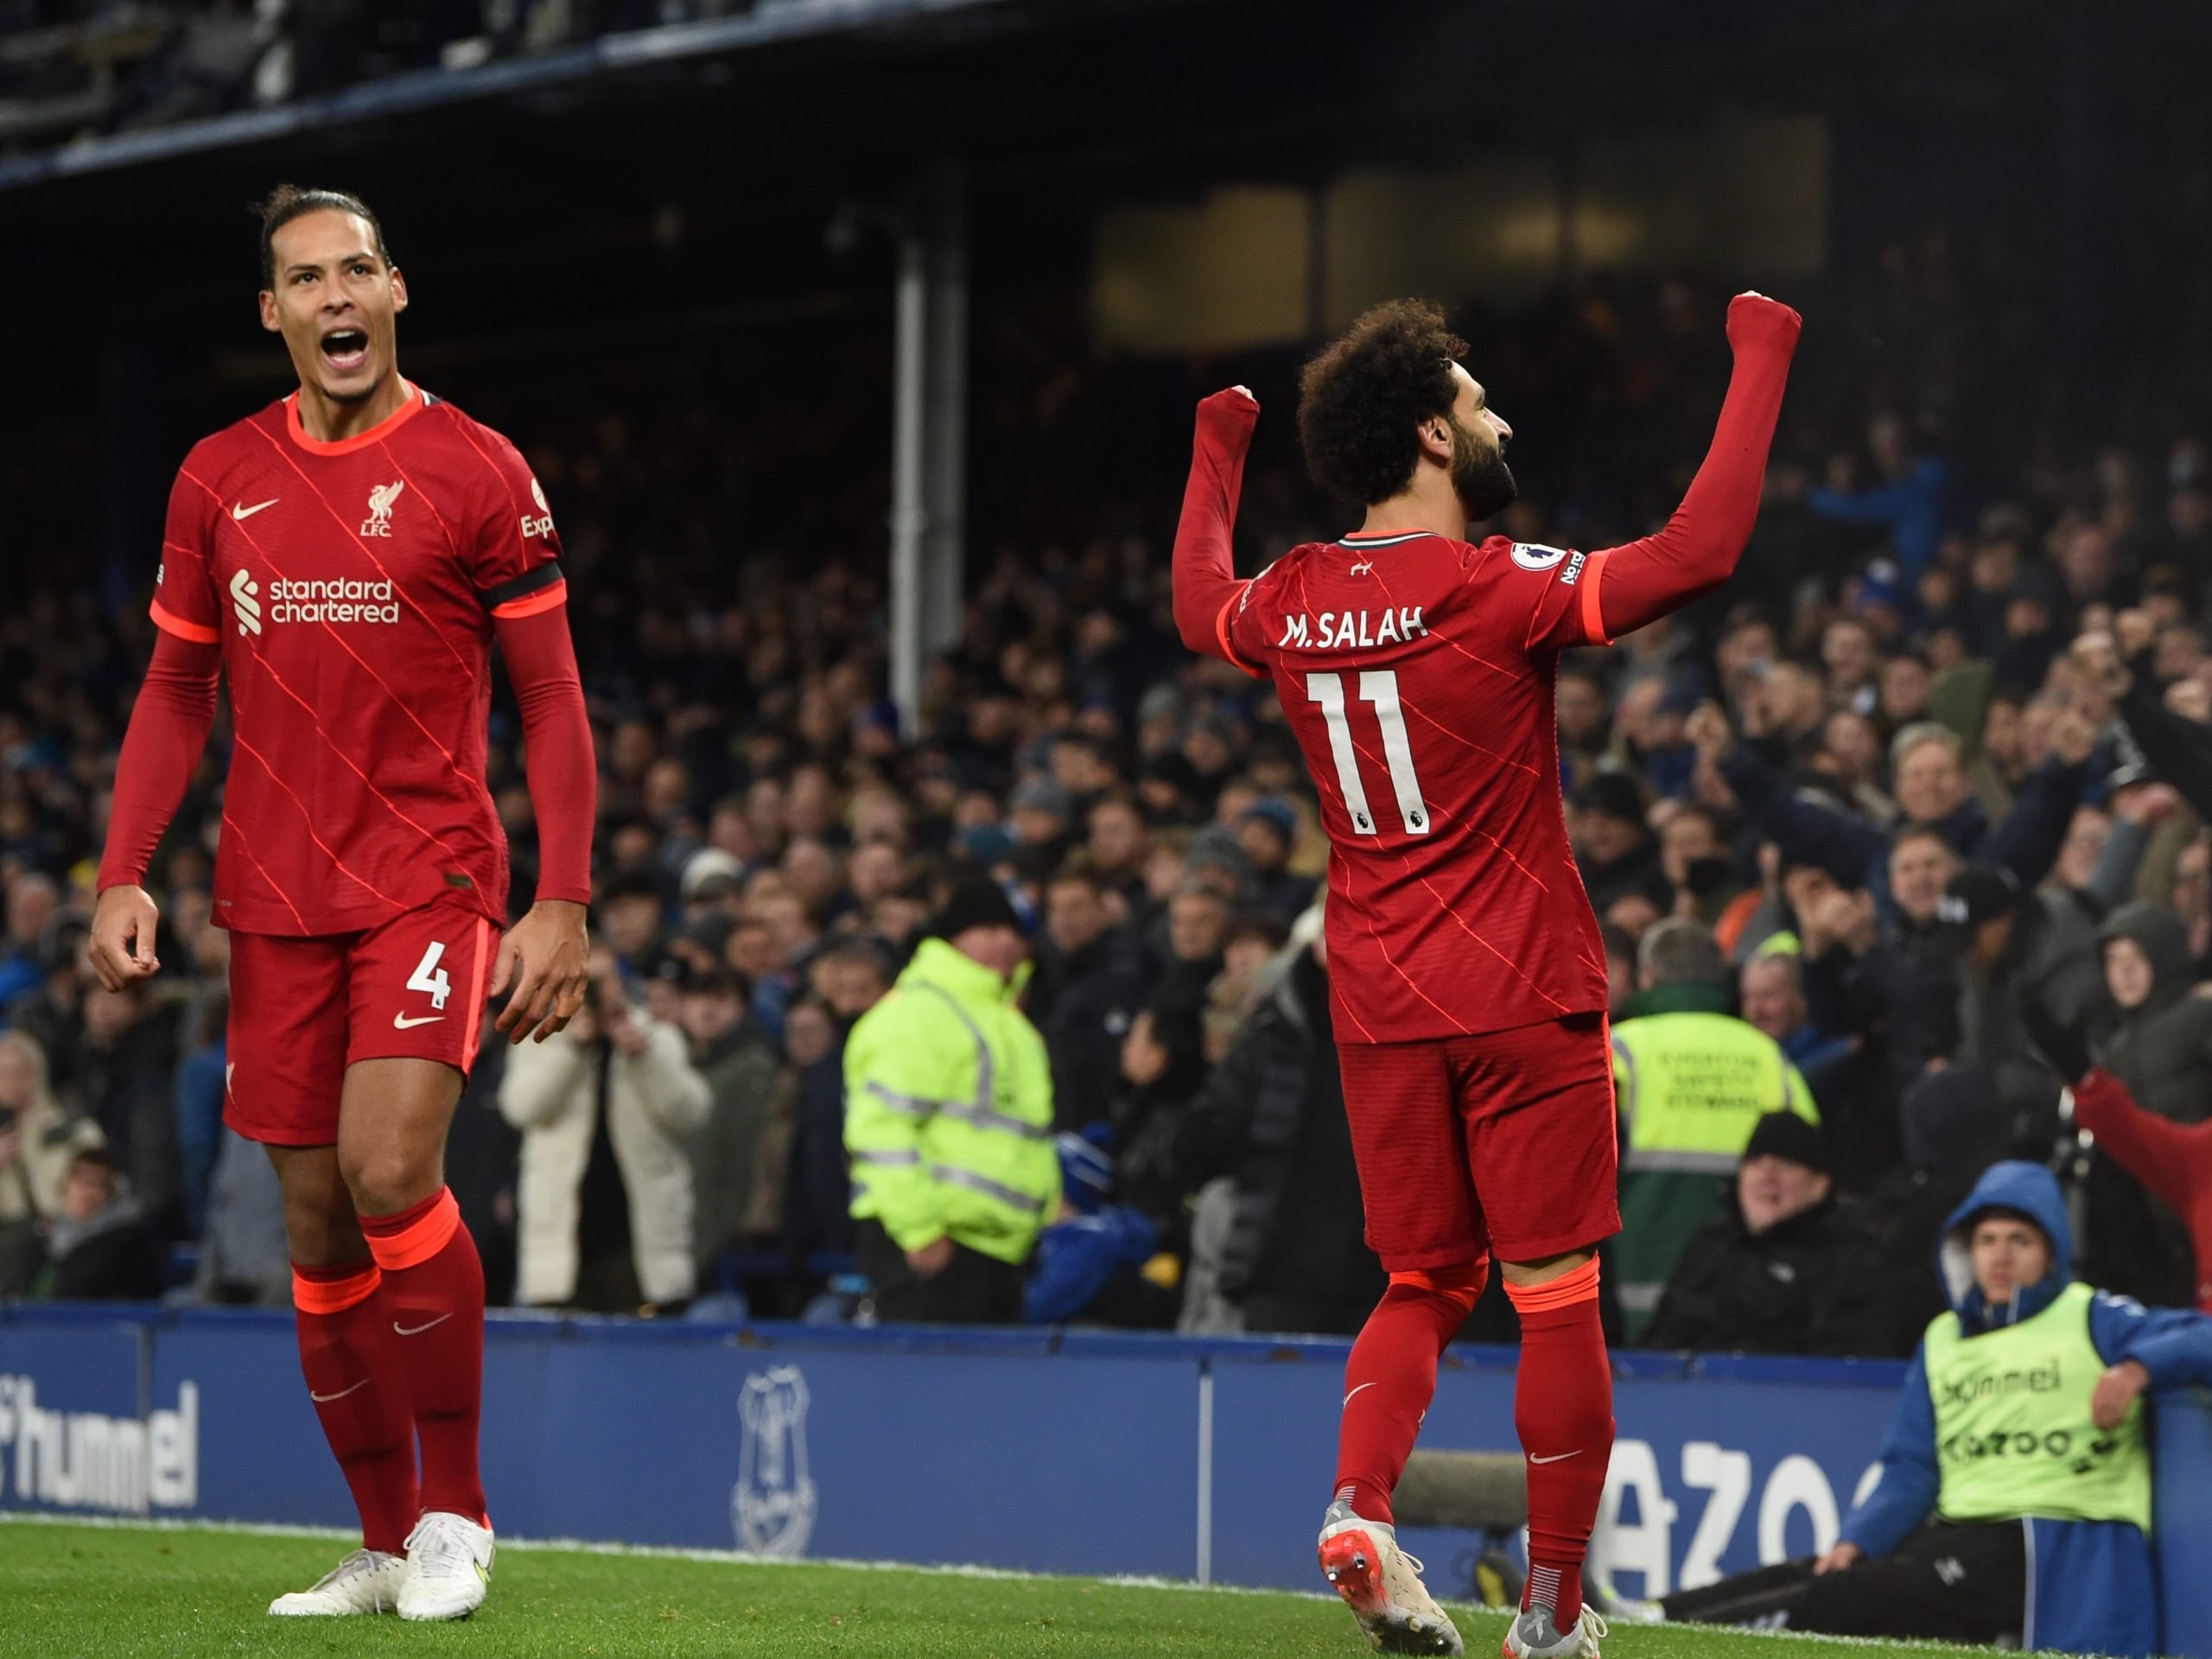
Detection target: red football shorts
<box><xmin>1336</xmin><ymin>1011</ymin><xmax>1620</xmax><ymax>1271</ymax></box>
<box><xmin>225</xmin><ymin>894</ymin><xmax>499</xmax><ymax>1147</ymax></box>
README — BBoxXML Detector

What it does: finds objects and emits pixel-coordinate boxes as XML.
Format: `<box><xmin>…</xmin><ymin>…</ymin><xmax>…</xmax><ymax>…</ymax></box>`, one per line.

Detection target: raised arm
<box><xmin>1171</xmin><ymin>385</ymin><xmax>1262</xmax><ymax>667</ymax></box>
<box><xmin>2069</xmin><ymin>1068</ymin><xmax>2212</xmax><ymax>1224</ymax></box>
<box><xmin>1588</xmin><ymin>294</ymin><xmax>1802</xmax><ymax>640</ymax></box>
<box><xmin>90</xmin><ymin>630</ymin><xmax>221</xmax><ymax>989</ymax></box>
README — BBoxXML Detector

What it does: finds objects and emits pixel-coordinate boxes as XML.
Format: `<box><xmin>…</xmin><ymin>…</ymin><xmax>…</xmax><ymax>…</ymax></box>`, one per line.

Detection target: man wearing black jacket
<box><xmin>1169</xmin><ymin>921</ymin><xmax>1382</xmax><ymax>1336</ymax></box>
<box><xmin>1641</xmin><ymin>1113</ymin><xmax>1888</xmax><ymax>1357</ymax></box>
<box><xmin>1035</xmin><ymin>864</ymin><xmax>1150</xmax><ymax>1135</ymax></box>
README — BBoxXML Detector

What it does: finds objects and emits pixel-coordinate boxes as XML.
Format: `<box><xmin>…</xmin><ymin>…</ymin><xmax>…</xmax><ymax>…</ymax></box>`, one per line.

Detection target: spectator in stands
<box><xmin>1167</xmin><ymin>910</ymin><xmax>1381</xmax><ymax>1337</ymax></box>
<box><xmin>174</xmin><ymin>984</ymin><xmax>228</xmax><ymax>1236</ymax></box>
<box><xmin>1697</xmin><ymin>700</ymin><xmax>2094</xmax><ymax>912</ymax></box>
<box><xmin>0</xmin><ymin>871</ymin><xmax>59</xmax><ymax>1008</ymax></box>
<box><xmin>1570</xmin><ymin>773</ymin><xmax>1665</xmax><ymax>914</ymax></box>
<box><xmin>74</xmin><ymin>977</ymin><xmax>181</xmax><ymax>1237</ymax></box>
<box><xmin>1630</xmin><ymin>1162</ymin><xmax>2212</xmax><ymax>1658</ymax></box>
<box><xmin>189</xmin><ymin>1124</ymin><xmax>290</xmax><ymax>1307</ymax></box>
<box><xmin>1151</xmin><ymin>879</ymin><xmax>1230</xmax><ymax>1029</ymax></box>
<box><xmin>1942</xmin><ymin>862</ymin><xmax>2101</xmax><ymax>1148</ymax></box>
<box><xmin>1035</xmin><ymin>861</ymin><xmax>1149</xmax><ymax>1135</ymax></box>
<box><xmin>844</xmin><ymin>881</ymin><xmax>1058</xmax><ymax>1324</ymax></box>
<box><xmin>1859</xmin><ymin>1063</ymin><xmax>2015</xmax><ymax>1355</ymax></box>
<box><xmin>598</xmin><ymin>868</ymin><xmax>666</xmax><ymax>969</ymax></box>
<box><xmin>1556</xmin><ymin>665</ymin><xmax>1612</xmax><ymax>791</ymax></box>
<box><xmin>1084</xmin><ymin>792</ymin><xmax>1154</xmax><ymax>918</ymax></box>
<box><xmin>1738</xmin><ymin>952</ymin><xmax>1854</xmax><ymax>1110</ymax></box>
<box><xmin>1807</xmin><ymin>413</ymin><xmax>1951</xmax><ymax>582</ymax></box>
<box><xmin>1641</xmin><ymin>1112</ymin><xmax>1886</xmax><ymax>1357</ymax></box>
<box><xmin>36</xmin><ymin>1147</ymin><xmax>164</xmax><ymax>1302</ymax></box>
<box><xmin>0</xmin><ymin>1029</ymin><xmax>102</xmax><ymax>1295</ymax></box>
<box><xmin>2070</xmin><ymin>901</ymin><xmax>2212</xmax><ymax>1308</ymax></box>
<box><xmin>681</xmin><ymin>963</ymin><xmax>784</xmax><ymax>1284</ymax></box>
<box><xmin>2030</xmin><ymin>999</ymin><xmax>2212</xmax><ymax>1313</ymax></box>
<box><xmin>1204</xmin><ymin>912</ymin><xmax>1290</xmax><ymax>1061</ymax></box>
<box><xmin>499</xmin><ymin>946</ymin><xmax>710</xmax><ymax>1314</ymax></box>
<box><xmin>1235</xmin><ymin>798</ymin><xmax>1316</xmax><ymax>928</ymax></box>
<box><xmin>6</xmin><ymin>910</ymin><xmax>88</xmax><ymax>1098</ymax></box>
<box><xmin>1611</xmin><ymin>919</ymin><xmax>1816</xmax><ymax>1331</ymax></box>
<box><xmin>1799</xmin><ymin>827</ymin><xmax>1962</xmax><ymax>1091</ymax></box>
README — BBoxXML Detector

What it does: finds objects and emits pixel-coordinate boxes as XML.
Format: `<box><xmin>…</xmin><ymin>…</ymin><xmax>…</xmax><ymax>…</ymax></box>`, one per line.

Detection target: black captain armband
<box><xmin>480</xmin><ymin>562</ymin><xmax>568</xmax><ymax>620</ymax></box>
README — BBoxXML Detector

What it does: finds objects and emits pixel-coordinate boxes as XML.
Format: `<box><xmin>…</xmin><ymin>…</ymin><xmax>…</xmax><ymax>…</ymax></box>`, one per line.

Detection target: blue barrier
<box><xmin>3</xmin><ymin>1304</ymin><xmax>2206</xmax><ymax>1654</ymax></box>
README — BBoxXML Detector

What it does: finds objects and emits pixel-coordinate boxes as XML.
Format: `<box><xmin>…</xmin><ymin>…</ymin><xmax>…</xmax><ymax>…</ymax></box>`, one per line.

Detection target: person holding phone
<box><xmin>498</xmin><ymin>944</ymin><xmax>710</xmax><ymax>1315</ymax></box>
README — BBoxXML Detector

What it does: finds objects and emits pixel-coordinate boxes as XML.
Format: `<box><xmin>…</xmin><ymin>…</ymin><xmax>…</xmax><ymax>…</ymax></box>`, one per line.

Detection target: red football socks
<box><xmin>359</xmin><ymin>1187</ymin><xmax>488</xmax><ymax>1524</ymax></box>
<box><xmin>1332</xmin><ymin>1260</ymin><xmax>1487</xmax><ymax>1525</ymax></box>
<box><xmin>1506</xmin><ymin>1258</ymin><xmax>1614</xmax><ymax>1629</ymax></box>
<box><xmin>291</xmin><ymin>1260</ymin><xmax>418</xmax><ymax>1554</ymax></box>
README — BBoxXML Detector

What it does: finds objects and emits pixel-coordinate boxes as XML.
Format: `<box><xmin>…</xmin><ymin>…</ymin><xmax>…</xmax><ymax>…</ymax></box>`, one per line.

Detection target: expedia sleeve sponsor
<box><xmin>1923</xmin><ymin>1282</ymin><xmax>2152</xmax><ymax>1530</ymax></box>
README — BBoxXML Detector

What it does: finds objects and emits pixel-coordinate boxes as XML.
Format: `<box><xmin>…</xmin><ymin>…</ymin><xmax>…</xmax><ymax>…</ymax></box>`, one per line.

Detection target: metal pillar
<box><xmin>888</xmin><ymin>162</ymin><xmax>967</xmax><ymax>741</ymax></box>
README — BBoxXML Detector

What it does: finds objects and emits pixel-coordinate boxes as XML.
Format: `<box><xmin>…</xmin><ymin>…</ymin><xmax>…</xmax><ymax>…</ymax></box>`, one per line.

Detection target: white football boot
<box><xmin>1502</xmin><ymin>1604</ymin><xmax>1609</xmax><ymax>1658</ymax></box>
<box><xmin>1317</xmin><ymin>1498</ymin><xmax>1465</xmax><ymax>1655</ymax></box>
<box><xmin>266</xmin><ymin>1547</ymin><xmax>406</xmax><ymax>1616</ymax></box>
<box><xmin>397</xmin><ymin>1511</ymin><xmax>495</xmax><ymax>1621</ymax></box>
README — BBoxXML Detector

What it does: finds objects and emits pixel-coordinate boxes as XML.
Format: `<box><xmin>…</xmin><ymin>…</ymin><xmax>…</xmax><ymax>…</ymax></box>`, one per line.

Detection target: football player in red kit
<box><xmin>1173</xmin><ymin>292</ymin><xmax>1799</xmax><ymax>1656</ymax></box>
<box><xmin>89</xmin><ymin>187</ymin><xmax>595</xmax><ymax>1620</ymax></box>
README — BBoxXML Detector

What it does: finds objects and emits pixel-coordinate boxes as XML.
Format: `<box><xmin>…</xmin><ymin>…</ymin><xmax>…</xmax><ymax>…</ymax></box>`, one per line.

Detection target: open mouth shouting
<box><xmin>320</xmin><ymin>327</ymin><xmax>371</xmax><ymax>374</ymax></box>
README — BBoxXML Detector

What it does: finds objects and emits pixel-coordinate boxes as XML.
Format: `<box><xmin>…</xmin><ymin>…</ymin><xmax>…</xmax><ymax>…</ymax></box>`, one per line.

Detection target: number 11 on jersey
<box><xmin>1306</xmin><ymin>670</ymin><xmax>1429</xmax><ymax>836</ymax></box>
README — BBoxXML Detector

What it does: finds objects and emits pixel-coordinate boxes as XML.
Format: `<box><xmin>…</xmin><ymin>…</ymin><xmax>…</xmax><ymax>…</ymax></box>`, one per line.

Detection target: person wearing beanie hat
<box><xmin>929</xmin><ymin>878</ymin><xmax>1029</xmax><ymax>946</ymax></box>
<box><xmin>1236</xmin><ymin>797</ymin><xmax>1319</xmax><ymax>928</ymax></box>
<box><xmin>1571</xmin><ymin>772</ymin><xmax>1668</xmax><ymax>915</ymax></box>
<box><xmin>1009</xmin><ymin>778</ymin><xmax>1077</xmax><ymax>849</ymax></box>
<box><xmin>1639</xmin><ymin>1112</ymin><xmax>1886</xmax><ymax>1359</ymax></box>
<box><xmin>842</xmin><ymin>878</ymin><xmax>1058</xmax><ymax>1324</ymax></box>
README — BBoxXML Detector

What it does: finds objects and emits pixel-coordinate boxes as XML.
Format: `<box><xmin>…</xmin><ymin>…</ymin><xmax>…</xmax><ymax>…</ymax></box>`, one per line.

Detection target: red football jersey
<box><xmin>149</xmin><ymin>382</ymin><xmax>564</xmax><ymax>936</ymax></box>
<box><xmin>1222</xmin><ymin>529</ymin><xmax>1611</xmax><ymax>1042</ymax></box>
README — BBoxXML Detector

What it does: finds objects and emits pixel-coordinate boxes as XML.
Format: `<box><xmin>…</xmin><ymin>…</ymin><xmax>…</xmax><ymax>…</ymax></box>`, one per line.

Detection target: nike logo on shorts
<box><xmin>1529</xmin><ymin>1451</ymin><xmax>1582</xmax><ymax>1465</ymax></box>
<box><xmin>393</xmin><ymin>1012</ymin><xmax>445</xmax><ymax>1029</ymax></box>
<box><xmin>309</xmin><ymin>1379</ymin><xmax>368</xmax><ymax>1403</ymax></box>
<box><xmin>394</xmin><ymin>1314</ymin><xmax>452</xmax><ymax>1337</ymax></box>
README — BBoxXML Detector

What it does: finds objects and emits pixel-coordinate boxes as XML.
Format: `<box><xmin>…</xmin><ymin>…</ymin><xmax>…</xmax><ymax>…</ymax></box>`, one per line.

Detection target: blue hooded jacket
<box><xmin>1840</xmin><ymin>1160</ymin><xmax>2212</xmax><ymax>1656</ymax></box>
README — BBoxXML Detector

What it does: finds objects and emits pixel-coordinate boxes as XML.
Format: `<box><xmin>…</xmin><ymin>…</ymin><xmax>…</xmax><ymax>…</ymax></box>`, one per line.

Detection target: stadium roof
<box><xmin>0</xmin><ymin>0</ymin><xmax>1027</xmax><ymax>193</ymax></box>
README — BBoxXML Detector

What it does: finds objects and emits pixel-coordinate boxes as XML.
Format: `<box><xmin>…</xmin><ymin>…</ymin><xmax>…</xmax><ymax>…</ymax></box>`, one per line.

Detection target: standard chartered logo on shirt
<box><xmin>232</xmin><ymin>563</ymin><xmax>400</xmax><ymax>630</ymax></box>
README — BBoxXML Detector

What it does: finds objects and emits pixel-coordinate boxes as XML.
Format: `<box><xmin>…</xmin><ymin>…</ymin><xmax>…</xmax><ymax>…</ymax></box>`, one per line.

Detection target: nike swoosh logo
<box><xmin>1343</xmin><ymin>1382</ymin><xmax>1378</xmax><ymax>1409</ymax></box>
<box><xmin>1529</xmin><ymin>1451</ymin><xmax>1582</xmax><ymax>1465</ymax></box>
<box><xmin>309</xmin><ymin>1379</ymin><xmax>368</xmax><ymax>1403</ymax></box>
<box><xmin>393</xmin><ymin>1314</ymin><xmax>451</xmax><ymax>1337</ymax></box>
<box><xmin>393</xmin><ymin>1013</ymin><xmax>445</xmax><ymax>1029</ymax></box>
<box><xmin>232</xmin><ymin>499</ymin><xmax>278</xmax><ymax>520</ymax></box>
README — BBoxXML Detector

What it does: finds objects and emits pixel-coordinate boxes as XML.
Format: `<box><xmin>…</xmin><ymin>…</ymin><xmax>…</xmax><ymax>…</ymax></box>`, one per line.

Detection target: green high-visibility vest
<box><xmin>843</xmin><ymin>938</ymin><xmax>1059</xmax><ymax>1266</ymax></box>
<box><xmin>1611</xmin><ymin>1011</ymin><xmax>1817</xmax><ymax>1169</ymax></box>
<box><xmin>1611</xmin><ymin>1010</ymin><xmax>1815</xmax><ymax>1332</ymax></box>
<box><xmin>1923</xmin><ymin>1282</ymin><xmax>2152</xmax><ymax>1533</ymax></box>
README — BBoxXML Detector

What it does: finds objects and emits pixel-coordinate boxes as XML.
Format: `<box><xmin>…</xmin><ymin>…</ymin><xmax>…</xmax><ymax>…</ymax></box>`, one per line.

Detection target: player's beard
<box><xmin>1451</xmin><ymin>418</ymin><xmax>1517</xmax><ymax>523</ymax></box>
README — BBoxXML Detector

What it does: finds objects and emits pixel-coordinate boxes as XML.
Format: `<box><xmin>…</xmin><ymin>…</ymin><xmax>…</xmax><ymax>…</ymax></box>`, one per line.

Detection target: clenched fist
<box><xmin>89</xmin><ymin>885</ymin><xmax>162</xmax><ymax>992</ymax></box>
<box><xmin>1726</xmin><ymin>291</ymin><xmax>1803</xmax><ymax>354</ymax></box>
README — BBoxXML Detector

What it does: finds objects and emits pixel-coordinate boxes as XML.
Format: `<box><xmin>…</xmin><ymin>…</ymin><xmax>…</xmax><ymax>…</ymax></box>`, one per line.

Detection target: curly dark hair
<box><xmin>1297</xmin><ymin>299</ymin><xmax>1468</xmax><ymax>505</ymax></box>
<box><xmin>253</xmin><ymin>183</ymin><xmax>391</xmax><ymax>289</ymax></box>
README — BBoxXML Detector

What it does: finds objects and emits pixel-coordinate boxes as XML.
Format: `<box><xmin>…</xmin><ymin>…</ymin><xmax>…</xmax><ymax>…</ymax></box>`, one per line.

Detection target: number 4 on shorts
<box><xmin>407</xmin><ymin>941</ymin><xmax>452</xmax><ymax>1011</ymax></box>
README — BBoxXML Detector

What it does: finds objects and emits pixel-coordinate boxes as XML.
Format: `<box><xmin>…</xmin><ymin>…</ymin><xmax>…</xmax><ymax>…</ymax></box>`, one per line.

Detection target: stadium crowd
<box><xmin>4</xmin><ymin>251</ymin><xmax>2212</xmax><ymax>1358</ymax></box>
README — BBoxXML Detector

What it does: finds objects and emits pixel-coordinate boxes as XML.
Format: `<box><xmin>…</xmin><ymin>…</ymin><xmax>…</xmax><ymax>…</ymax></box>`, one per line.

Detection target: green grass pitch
<box><xmin>0</xmin><ymin>1516</ymin><xmax>2055</xmax><ymax>1657</ymax></box>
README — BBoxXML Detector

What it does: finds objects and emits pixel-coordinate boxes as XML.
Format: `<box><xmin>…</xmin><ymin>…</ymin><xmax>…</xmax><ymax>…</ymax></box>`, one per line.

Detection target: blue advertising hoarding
<box><xmin>3</xmin><ymin>1305</ymin><xmax>2207</xmax><ymax>1654</ymax></box>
